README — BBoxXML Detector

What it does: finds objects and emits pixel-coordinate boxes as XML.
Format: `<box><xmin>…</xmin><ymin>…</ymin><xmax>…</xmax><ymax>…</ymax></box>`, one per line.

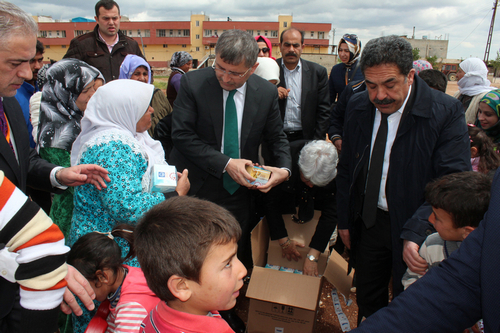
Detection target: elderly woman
<box><xmin>454</xmin><ymin>57</ymin><xmax>494</xmax><ymax>124</ymax></box>
<box><xmin>328</xmin><ymin>34</ymin><xmax>364</xmax><ymax>104</ymax></box>
<box><xmin>119</xmin><ymin>54</ymin><xmax>172</xmax><ymax>136</ymax></box>
<box><xmin>36</xmin><ymin>59</ymin><xmax>101</xmax><ymax>237</ymax></box>
<box><xmin>253</xmin><ymin>57</ymin><xmax>280</xmax><ymax>85</ymax></box>
<box><xmin>166</xmin><ymin>51</ymin><xmax>193</xmax><ymax>105</ymax></box>
<box><xmin>265</xmin><ymin>140</ymin><xmax>339</xmax><ymax>276</ymax></box>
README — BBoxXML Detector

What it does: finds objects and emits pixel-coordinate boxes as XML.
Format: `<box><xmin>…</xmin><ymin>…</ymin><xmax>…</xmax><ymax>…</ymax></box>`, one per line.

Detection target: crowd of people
<box><xmin>2</xmin><ymin>0</ymin><xmax>500</xmax><ymax>332</ymax></box>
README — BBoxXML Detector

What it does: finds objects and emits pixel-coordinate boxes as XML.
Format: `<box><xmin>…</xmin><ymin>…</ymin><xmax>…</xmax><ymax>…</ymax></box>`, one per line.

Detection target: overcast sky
<box><xmin>15</xmin><ymin>0</ymin><xmax>500</xmax><ymax>61</ymax></box>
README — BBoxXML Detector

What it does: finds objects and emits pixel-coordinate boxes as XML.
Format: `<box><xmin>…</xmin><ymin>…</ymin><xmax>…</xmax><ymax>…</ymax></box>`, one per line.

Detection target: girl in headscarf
<box><xmin>167</xmin><ymin>51</ymin><xmax>193</xmax><ymax>105</ymax></box>
<box><xmin>328</xmin><ymin>33</ymin><xmax>364</xmax><ymax>104</ymax></box>
<box><xmin>119</xmin><ymin>54</ymin><xmax>172</xmax><ymax>136</ymax></box>
<box><xmin>454</xmin><ymin>57</ymin><xmax>494</xmax><ymax>124</ymax></box>
<box><xmin>476</xmin><ymin>89</ymin><xmax>500</xmax><ymax>144</ymax></box>
<box><xmin>255</xmin><ymin>35</ymin><xmax>275</xmax><ymax>59</ymax></box>
<box><xmin>69</xmin><ymin>80</ymin><xmax>189</xmax><ymax>332</ymax></box>
<box><xmin>36</xmin><ymin>58</ymin><xmax>101</xmax><ymax>238</ymax></box>
<box><xmin>413</xmin><ymin>59</ymin><xmax>433</xmax><ymax>75</ymax></box>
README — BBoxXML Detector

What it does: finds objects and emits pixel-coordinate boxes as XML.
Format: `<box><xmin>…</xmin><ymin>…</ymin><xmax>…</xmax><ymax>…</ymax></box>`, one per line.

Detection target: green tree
<box><xmin>426</xmin><ymin>56</ymin><xmax>438</xmax><ymax>69</ymax></box>
<box><xmin>489</xmin><ymin>51</ymin><xmax>500</xmax><ymax>77</ymax></box>
<box><xmin>412</xmin><ymin>48</ymin><xmax>420</xmax><ymax>61</ymax></box>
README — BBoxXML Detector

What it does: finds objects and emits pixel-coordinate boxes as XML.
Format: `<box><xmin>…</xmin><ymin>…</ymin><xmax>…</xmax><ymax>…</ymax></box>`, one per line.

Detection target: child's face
<box><xmin>89</xmin><ymin>268</ymin><xmax>118</xmax><ymax>302</ymax></box>
<box><xmin>187</xmin><ymin>240</ymin><xmax>247</xmax><ymax>315</ymax></box>
<box><xmin>429</xmin><ymin>207</ymin><xmax>466</xmax><ymax>241</ymax></box>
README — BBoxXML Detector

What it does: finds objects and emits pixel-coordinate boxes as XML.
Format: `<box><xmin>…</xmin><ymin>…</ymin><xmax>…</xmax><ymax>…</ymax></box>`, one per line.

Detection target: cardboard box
<box><xmin>150</xmin><ymin>164</ymin><xmax>177</xmax><ymax>193</ymax></box>
<box><xmin>245</xmin><ymin>165</ymin><xmax>271</xmax><ymax>186</ymax></box>
<box><xmin>246</xmin><ymin>212</ymin><xmax>354</xmax><ymax>333</ymax></box>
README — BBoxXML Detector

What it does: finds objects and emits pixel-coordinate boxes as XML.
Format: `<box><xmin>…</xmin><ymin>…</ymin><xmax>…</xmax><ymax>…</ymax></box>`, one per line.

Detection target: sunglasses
<box><xmin>259</xmin><ymin>47</ymin><xmax>270</xmax><ymax>54</ymax></box>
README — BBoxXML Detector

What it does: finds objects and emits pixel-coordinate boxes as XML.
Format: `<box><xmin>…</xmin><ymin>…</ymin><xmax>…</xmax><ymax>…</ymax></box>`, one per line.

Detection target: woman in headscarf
<box><xmin>36</xmin><ymin>59</ymin><xmax>101</xmax><ymax>238</ymax></box>
<box><xmin>413</xmin><ymin>59</ymin><xmax>433</xmax><ymax>75</ymax></box>
<box><xmin>166</xmin><ymin>51</ymin><xmax>193</xmax><ymax>105</ymax></box>
<box><xmin>328</xmin><ymin>34</ymin><xmax>364</xmax><ymax>104</ymax></box>
<box><xmin>253</xmin><ymin>57</ymin><xmax>280</xmax><ymax>85</ymax></box>
<box><xmin>454</xmin><ymin>57</ymin><xmax>494</xmax><ymax>124</ymax></box>
<box><xmin>255</xmin><ymin>35</ymin><xmax>275</xmax><ymax>59</ymax></box>
<box><xmin>119</xmin><ymin>54</ymin><xmax>172</xmax><ymax>136</ymax></box>
<box><xmin>476</xmin><ymin>89</ymin><xmax>500</xmax><ymax>144</ymax></box>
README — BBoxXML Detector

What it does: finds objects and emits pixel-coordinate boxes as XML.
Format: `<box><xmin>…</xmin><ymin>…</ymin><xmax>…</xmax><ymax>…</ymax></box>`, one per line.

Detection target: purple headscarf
<box><xmin>119</xmin><ymin>54</ymin><xmax>151</xmax><ymax>84</ymax></box>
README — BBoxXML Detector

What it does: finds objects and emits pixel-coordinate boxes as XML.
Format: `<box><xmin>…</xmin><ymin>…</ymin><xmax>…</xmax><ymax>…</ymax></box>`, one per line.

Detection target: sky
<box><xmin>15</xmin><ymin>0</ymin><xmax>500</xmax><ymax>61</ymax></box>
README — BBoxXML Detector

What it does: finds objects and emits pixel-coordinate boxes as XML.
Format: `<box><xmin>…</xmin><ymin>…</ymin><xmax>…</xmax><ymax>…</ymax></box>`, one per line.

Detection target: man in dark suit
<box><xmin>0</xmin><ymin>2</ymin><xmax>109</xmax><ymax>331</ymax></box>
<box><xmin>275</xmin><ymin>28</ymin><xmax>330</xmax><ymax>143</ymax></box>
<box><xmin>170</xmin><ymin>30</ymin><xmax>291</xmax><ymax>260</ymax></box>
<box><xmin>336</xmin><ymin>35</ymin><xmax>471</xmax><ymax>323</ymax></box>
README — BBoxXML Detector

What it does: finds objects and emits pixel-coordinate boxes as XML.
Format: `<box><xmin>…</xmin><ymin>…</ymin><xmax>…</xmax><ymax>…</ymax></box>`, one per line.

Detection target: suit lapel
<box><xmin>206</xmin><ymin>75</ymin><xmax>224</xmax><ymax>149</ymax></box>
<box><xmin>395</xmin><ymin>85</ymin><xmax>417</xmax><ymax>139</ymax></box>
<box><xmin>300</xmin><ymin>60</ymin><xmax>311</xmax><ymax>118</ymax></box>
<box><xmin>2</xmin><ymin>98</ymin><xmax>23</xmax><ymax>186</ymax></box>
<box><xmin>241</xmin><ymin>77</ymin><xmax>259</xmax><ymax>152</ymax></box>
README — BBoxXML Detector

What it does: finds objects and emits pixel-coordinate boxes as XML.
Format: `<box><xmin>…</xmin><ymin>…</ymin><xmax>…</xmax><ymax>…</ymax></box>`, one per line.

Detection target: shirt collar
<box><xmin>98</xmin><ymin>29</ymin><xmax>119</xmax><ymax>47</ymax></box>
<box><xmin>281</xmin><ymin>59</ymin><xmax>302</xmax><ymax>72</ymax></box>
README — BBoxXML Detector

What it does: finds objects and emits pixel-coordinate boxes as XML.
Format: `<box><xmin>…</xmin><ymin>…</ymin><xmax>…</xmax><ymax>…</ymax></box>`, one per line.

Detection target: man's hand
<box><xmin>278</xmin><ymin>87</ymin><xmax>290</xmax><ymax>100</ymax></box>
<box><xmin>175</xmin><ymin>169</ymin><xmax>190</xmax><ymax>196</ymax></box>
<box><xmin>303</xmin><ymin>249</ymin><xmax>321</xmax><ymax>277</ymax></box>
<box><xmin>225</xmin><ymin>159</ymin><xmax>256</xmax><ymax>188</ymax></box>
<box><xmin>333</xmin><ymin>139</ymin><xmax>342</xmax><ymax>154</ymax></box>
<box><xmin>57</xmin><ymin>164</ymin><xmax>110</xmax><ymax>190</ymax></box>
<box><xmin>61</xmin><ymin>265</ymin><xmax>95</xmax><ymax>316</ymax></box>
<box><xmin>279</xmin><ymin>237</ymin><xmax>304</xmax><ymax>261</ymax></box>
<box><xmin>403</xmin><ymin>239</ymin><xmax>428</xmax><ymax>275</ymax></box>
<box><xmin>338</xmin><ymin>229</ymin><xmax>351</xmax><ymax>249</ymax></box>
<box><xmin>256</xmin><ymin>166</ymin><xmax>288</xmax><ymax>193</ymax></box>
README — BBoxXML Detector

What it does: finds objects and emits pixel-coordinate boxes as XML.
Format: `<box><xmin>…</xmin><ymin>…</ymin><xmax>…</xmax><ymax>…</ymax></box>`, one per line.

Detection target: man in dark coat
<box><xmin>63</xmin><ymin>0</ymin><xmax>143</xmax><ymax>82</ymax></box>
<box><xmin>336</xmin><ymin>35</ymin><xmax>471</xmax><ymax>323</ymax></box>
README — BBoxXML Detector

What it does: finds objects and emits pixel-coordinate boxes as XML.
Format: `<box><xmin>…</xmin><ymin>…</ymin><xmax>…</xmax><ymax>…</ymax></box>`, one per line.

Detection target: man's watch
<box><xmin>307</xmin><ymin>254</ymin><xmax>319</xmax><ymax>262</ymax></box>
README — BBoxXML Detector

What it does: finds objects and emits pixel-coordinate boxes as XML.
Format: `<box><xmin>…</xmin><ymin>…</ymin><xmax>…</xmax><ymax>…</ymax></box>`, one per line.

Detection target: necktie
<box><xmin>0</xmin><ymin>99</ymin><xmax>14</xmax><ymax>152</ymax></box>
<box><xmin>223</xmin><ymin>90</ymin><xmax>240</xmax><ymax>195</ymax></box>
<box><xmin>362</xmin><ymin>113</ymin><xmax>389</xmax><ymax>229</ymax></box>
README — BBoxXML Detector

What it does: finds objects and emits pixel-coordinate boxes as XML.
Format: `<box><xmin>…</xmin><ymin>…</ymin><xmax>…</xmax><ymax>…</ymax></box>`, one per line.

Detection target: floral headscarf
<box><xmin>338</xmin><ymin>34</ymin><xmax>361</xmax><ymax>67</ymax></box>
<box><xmin>413</xmin><ymin>60</ymin><xmax>433</xmax><ymax>74</ymax></box>
<box><xmin>170</xmin><ymin>51</ymin><xmax>193</xmax><ymax>69</ymax></box>
<box><xmin>37</xmin><ymin>59</ymin><xmax>101</xmax><ymax>152</ymax></box>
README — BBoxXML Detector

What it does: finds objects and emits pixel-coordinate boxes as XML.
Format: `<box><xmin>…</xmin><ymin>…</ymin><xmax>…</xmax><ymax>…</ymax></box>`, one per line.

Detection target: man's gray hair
<box><xmin>360</xmin><ymin>35</ymin><xmax>413</xmax><ymax>76</ymax></box>
<box><xmin>298</xmin><ymin>140</ymin><xmax>338</xmax><ymax>187</ymax></box>
<box><xmin>215</xmin><ymin>29</ymin><xmax>258</xmax><ymax>68</ymax></box>
<box><xmin>0</xmin><ymin>1</ymin><xmax>38</xmax><ymax>43</ymax></box>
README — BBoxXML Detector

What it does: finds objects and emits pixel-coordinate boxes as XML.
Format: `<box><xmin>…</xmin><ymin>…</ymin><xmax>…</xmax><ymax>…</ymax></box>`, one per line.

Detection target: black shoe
<box><xmin>219</xmin><ymin>309</ymin><xmax>246</xmax><ymax>333</ymax></box>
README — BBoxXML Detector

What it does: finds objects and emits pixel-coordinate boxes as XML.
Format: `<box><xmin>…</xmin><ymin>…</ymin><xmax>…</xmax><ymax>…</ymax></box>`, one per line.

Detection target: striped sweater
<box><xmin>0</xmin><ymin>171</ymin><xmax>69</xmax><ymax>332</ymax></box>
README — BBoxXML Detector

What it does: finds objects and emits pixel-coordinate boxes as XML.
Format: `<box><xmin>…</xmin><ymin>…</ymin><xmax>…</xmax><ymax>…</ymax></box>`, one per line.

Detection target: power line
<box><xmin>449</xmin><ymin>10</ymin><xmax>491</xmax><ymax>52</ymax></box>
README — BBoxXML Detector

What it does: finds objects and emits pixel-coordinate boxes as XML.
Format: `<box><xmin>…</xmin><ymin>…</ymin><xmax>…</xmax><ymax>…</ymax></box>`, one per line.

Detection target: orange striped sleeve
<box><xmin>20</xmin><ymin>279</ymin><xmax>68</xmax><ymax>292</ymax></box>
<box><xmin>14</xmin><ymin>224</ymin><xmax>65</xmax><ymax>251</ymax></box>
<box><xmin>0</xmin><ymin>174</ymin><xmax>16</xmax><ymax>211</ymax></box>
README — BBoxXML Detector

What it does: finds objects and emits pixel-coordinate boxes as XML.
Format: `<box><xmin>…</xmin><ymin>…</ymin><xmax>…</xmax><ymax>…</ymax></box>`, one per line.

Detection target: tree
<box><xmin>426</xmin><ymin>56</ymin><xmax>438</xmax><ymax>69</ymax></box>
<box><xmin>412</xmin><ymin>48</ymin><xmax>420</xmax><ymax>61</ymax></box>
<box><xmin>489</xmin><ymin>51</ymin><xmax>500</xmax><ymax>77</ymax></box>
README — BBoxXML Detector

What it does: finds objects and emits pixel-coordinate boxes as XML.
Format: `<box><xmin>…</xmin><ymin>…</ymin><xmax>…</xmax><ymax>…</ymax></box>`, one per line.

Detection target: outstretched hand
<box><xmin>61</xmin><ymin>265</ymin><xmax>95</xmax><ymax>316</ymax></box>
<box><xmin>225</xmin><ymin>159</ymin><xmax>256</xmax><ymax>188</ymax></box>
<box><xmin>57</xmin><ymin>164</ymin><xmax>110</xmax><ymax>190</ymax></box>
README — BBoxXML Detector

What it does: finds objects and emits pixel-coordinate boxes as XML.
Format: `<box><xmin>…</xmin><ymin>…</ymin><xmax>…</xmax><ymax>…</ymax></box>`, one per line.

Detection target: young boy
<box><xmin>135</xmin><ymin>196</ymin><xmax>247</xmax><ymax>333</ymax></box>
<box><xmin>402</xmin><ymin>171</ymin><xmax>491</xmax><ymax>288</ymax></box>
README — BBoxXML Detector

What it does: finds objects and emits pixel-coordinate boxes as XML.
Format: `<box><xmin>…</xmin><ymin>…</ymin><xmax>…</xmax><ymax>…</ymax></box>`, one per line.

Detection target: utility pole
<box><xmin>484</xmin><ymin>0</ymin><xmax>499</xmax><ymax>63</ymax></box>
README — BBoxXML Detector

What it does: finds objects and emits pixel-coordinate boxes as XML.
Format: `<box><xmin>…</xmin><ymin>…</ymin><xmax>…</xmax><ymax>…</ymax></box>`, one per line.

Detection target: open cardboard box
<box><xmin>246</xmin><ymin>211</ymin><xmax>354</xmax><ymax>333</ymax></box>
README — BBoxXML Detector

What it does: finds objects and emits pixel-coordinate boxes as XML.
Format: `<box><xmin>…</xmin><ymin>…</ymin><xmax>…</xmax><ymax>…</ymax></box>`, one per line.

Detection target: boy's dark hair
<box><xmin>135</xmin><ymin>196</ymin><xmax>241</xmax><ymax>302</ymax></box>
<box><xmin>418</xmin><ymin>69</ymin><xmax>447</xmax><ymax>93</ymax></box>
<box><xmin>95</xmin><ymin>0</ymin><xmax>120</xmax><ymax>17</ymax></box>
<box><xmin>469</xmin><ymin>126</ymin><xmax>500</xmax><ymax>174</ymax></box>
<box><xmin>36</xmin><ymin>40</ymin><xmax>44</xmax><ymax>54</ymax></box>
<box><xmin>425</xmin><ymin>171</ymin><xmax>491</xmax><ymax>229</ymax></box>
<box><xmin>67</xmin><ymin>224</ymin><xmax>134</xmax><ymax>285</ymax></box>
<box><xmin>280</xmin><ymin>28</ymin><xmax>305</xmax><ymax>44</ymax></box>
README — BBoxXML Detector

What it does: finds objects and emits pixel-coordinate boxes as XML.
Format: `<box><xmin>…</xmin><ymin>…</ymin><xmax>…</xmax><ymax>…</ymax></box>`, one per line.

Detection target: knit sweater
<box><xmin>0</xmin><ymin>171</ymin><xmax>69</xmax><ymax>333</ymax></box>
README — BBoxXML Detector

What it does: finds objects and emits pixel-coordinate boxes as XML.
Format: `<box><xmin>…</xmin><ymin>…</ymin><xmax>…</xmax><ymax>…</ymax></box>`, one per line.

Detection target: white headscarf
<box><xmin>253</xmin><ymin>57</ymin><xmax>280</xmax><ymax>85</ymax></box>
<box><xmin>71</xmin><ymin>80</ymin><xmax>165</xmax><ymax>191</ymax></box>
<box><xmin>457</xmin><ymin>57</ymin><xmax>494</xmax><ymax>96</ymax></box>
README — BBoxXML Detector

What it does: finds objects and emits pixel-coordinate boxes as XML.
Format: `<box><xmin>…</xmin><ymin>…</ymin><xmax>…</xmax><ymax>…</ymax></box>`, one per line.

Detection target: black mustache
<box><xmin>285</xmin><ymin>52</ymin><xmax>297</xmax><ymax>57</ymax></box>
<box><xmin>373</xmin><ymin>98</ymin><xmax>395</xmax><ymax>105</ymax></box>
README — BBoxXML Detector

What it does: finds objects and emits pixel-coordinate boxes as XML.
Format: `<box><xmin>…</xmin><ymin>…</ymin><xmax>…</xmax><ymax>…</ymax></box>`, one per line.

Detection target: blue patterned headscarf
<box><xmin>338</xmin><ymin>34</ymin><xmax>361</xmax><ymax>66</ymax></box>
<box><xmin>119</xmin><ymin>54</ymin><xmax>151</xmax><ymax>84</ymax></box>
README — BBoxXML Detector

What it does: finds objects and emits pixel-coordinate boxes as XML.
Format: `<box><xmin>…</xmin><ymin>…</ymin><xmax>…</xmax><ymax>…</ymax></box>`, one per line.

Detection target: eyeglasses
<box><xmin>212</xmin><ymin>62</ymin><xmax>252</xmax><ymax>78</ymax></box>
<box><xmin>259</xmin><ymin>47</ymin><xmax>270</xmax><ymax>54</ymax></box>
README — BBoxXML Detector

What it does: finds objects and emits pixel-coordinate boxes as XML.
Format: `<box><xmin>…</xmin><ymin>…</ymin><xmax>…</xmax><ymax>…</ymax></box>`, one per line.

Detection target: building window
<box><xmin>264</xmin><ymin>30</ymin><xmax>268</xmax><ymax>36</ymax></box>
<box><xmin>137</xmin><ymin>29</ymin><xmax>141</xmax><ymax>36</ymax></box>
<box><xmin>143</xmin><ymin>45</ymin><xmax>147</xmax><ymax>48</ymax></box>
<box><xmin>196</xmin><ymin>20</ymin><xmax>200</xmax><ymax>27</ymax></box>
<box><xmin>195</xmin><ymin>34</ymin><xmax>199</xmax><ymax>39</ymax></box>
<box><xmin>39</xmin><ymin>31</ymin><xmax>47</xmax><ymax>38</ymax></box>
<box><xmin>75</xmin><ymin>30</ymin><xmax>83</xmax><ymax>37</ymax></box>
<box><xmin>271</xmin><ymin>30</ymin><xmax>278</xmax><ymax>37</ymax></box>
<box><xmin>48</xmin><ymin>31</ymin><xmax>52</xmax><ymax>37</ymax></box>
<box><xmin>45</xmin><ymin>45</ymin><xmax>50</xmax><ymax>49</ymax></box>
<box><xmin>204</xmin><ymin>29</ymin><xmax>212</xmax><ymax>37</ymax></box>
<box><xmin>62</xmin><ymin>45</ymin><xmax>66</xmax><ymax>48</ymax></box>
<box><xmin>196</xmin><ymin>46</ymin><xmax>200</xmax><ymax>51</ymax></box>
<box><xmin>183</xmin><ymin>30</ymin><xmax>190</xmax><ymax>36</ymax></box>
<box><xmin>318</xmin><ymin>32</ymin><xmax>324</xmax><ymax>39</ymax></box>
<box><xmin>247</xmin><ymin>30</ymin><xmax>253</xmax><ymax>35</ymax></box>
<box><xmin>129</xmin><ymin>30</ymin><xmax>133</xmax><ymax>36</ymax></box>
<box><xmin>157</xmin><ymin>29</ymin><xmax>166</xmax><ymax>37</ymax></box>
<box><xmin>314</xmin><ymin>46</ymin><xmax>320</xmax><ymax>51</ymax></box>
<box><xmin>56</xmin><ymin>30</ymin><xmax>60</xmax><ymax>36</ymax></box>
<box><xmin>284</xmin><ymin>22</ymin><xmax>288</xmax><ymax>27</ymax></box>
<box><xmin>182</xmin><ymin>44</ymin><xmax>186</xmax><ymax>48</ymax></box>
<box><xmin>163</xmin><ymin>44</ymin><xmax>168</xmax><ymax>48</ymax></box>
<box><xmin>144</xmin><ymin>30</ymin><xmax>150</xmax><ymax>37</ymax></box>
<box><xmin>169</xmin><ymin>30</ymin><xmax>174</xmax><ymax>37</ymax></box>
<box><xmin>311</xmin><ymin>31</ymin><xmax>314</xmax><ymax>38</ymax></box>
<box><xmin>257</xmin><ymin>30</ymin><xmax>260</xmax><ymax>36</ymax></box>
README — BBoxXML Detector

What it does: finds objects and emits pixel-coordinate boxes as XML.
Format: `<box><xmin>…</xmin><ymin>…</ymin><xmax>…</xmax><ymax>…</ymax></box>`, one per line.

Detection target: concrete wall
<box><xmin>301</xmin><ymin>53</ymin><xmax>337</xmax><ymax>72</ymax></box>
<box><xmin>406</xmin><ymin>38</ymin><xmax>448</xmax><ymax>60</ymax></box>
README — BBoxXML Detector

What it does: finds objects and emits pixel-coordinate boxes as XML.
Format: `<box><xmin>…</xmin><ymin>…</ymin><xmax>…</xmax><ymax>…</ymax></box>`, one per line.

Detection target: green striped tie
<box><xmin>223</xmin><ymin>90</ymin><xmax>240</xmax><ymax>195</ymax></box>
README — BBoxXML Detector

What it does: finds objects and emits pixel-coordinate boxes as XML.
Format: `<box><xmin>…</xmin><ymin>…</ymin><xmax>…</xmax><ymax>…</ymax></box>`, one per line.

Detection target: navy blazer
<box><xmin>354</xmin><ymin>168</ymin><xmax>500</xmax><ymax>332</ymax></box>
<box><xmin>170</xmin><ymin>68</ymin><xmax>291</xmax><ymax>195</ymax></box>
<box><xmin>276</xmin><ymin>58</ymin><xmax>330</xmax><ymax>140</ymax></box>
<box><xmin>336</xmin><ymin>75</ymin><xmax>471</xmax><ymax>289</ymax></box>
